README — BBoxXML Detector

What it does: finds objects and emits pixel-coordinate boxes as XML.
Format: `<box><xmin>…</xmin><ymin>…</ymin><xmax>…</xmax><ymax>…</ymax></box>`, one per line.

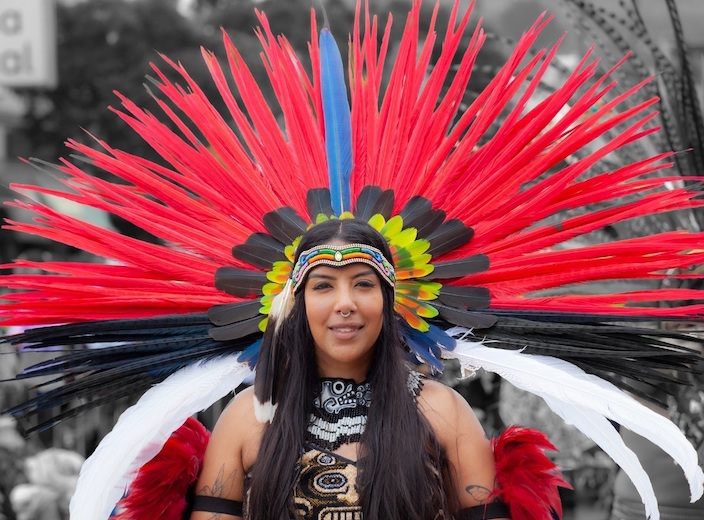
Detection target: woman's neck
<box><xmin>316</xmin><ymin>357</ymin><xmax>370</xmax><ymax>383</ymax></box>
<box><xmin>317</xmin><ymin>367</ymin><xmax>367</xmax><ymax>383</ymax></box>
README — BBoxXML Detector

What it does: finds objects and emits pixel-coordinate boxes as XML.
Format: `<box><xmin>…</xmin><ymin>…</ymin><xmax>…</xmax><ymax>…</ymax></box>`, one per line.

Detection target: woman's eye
<box><xmin>356</xmin><ymin>280</ymin><xmax>375</xmax><ymax>288</ymax></box>
<box><xmin>312</xmin><ymin>282</ymin><xmax>331</xmax><ymax>290</ymax></box>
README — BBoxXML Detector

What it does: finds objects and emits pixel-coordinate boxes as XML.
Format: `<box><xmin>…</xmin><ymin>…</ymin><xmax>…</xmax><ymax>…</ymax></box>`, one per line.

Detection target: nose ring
<box><xmin>340</xmin><ymin>310</ymin><xmax>351</xmax><ymax>318</ymax></box>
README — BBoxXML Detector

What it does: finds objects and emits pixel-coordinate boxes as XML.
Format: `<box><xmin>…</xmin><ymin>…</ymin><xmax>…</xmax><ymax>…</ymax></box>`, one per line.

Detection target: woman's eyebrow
<box><xmin>352</xmin><ymin>269</ymin><xmax>375</xmax><ymax>278</ymax></box>
<box><xmin>308</xmin><ymin>273</ymin><xmax>335</xmax><ymax>280</ymax></box>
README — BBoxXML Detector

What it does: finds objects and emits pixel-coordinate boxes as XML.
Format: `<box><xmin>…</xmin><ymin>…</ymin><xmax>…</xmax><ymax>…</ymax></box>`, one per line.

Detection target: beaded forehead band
<box><xmin>291</xmin><ymin>243</ymin><xmax>396</xmax><ymax>292</ymax></box>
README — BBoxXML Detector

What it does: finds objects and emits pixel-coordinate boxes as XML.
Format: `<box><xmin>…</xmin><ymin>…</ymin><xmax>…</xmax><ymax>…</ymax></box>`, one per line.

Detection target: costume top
<box><xmin>239</xmin><ymin>372</ymin><xmax>446</xmax><ymax>520</ymax></box>
<box><xmin>292</xmin><ymin>446</ymin><xmax>362</xmax><ymax>520</ymax></box>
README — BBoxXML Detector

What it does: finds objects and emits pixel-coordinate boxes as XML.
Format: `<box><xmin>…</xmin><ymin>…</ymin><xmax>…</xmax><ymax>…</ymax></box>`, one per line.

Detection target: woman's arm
<box><xmin>418</xmin><ymin>380</ymin><xmax>510</xmax><ymax>519</ymax></box>
<box><xmin>190</xmin><ymin>386</ymin><xmax>263</xmax><ymax>520</ymax></box>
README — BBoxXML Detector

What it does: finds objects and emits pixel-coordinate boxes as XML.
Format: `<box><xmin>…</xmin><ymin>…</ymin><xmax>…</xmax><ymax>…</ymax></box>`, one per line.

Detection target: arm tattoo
<box><xmin>196</xmin><ymin>465</ymin><xmax>240</xmax><ymax>519</ymax></box>
<box><xmin>198</xmin><ymin>465</ymin><xmax>238</xmax><ymax>497</ymax></box>
<box><xmin>465</xmin><ymin>484</ymin><xmax>492</xmax><ymax>504</ymax></box>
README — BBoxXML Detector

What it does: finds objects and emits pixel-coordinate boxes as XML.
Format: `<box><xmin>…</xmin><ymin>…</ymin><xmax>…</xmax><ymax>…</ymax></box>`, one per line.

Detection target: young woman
<box><xmin>3</xmin><ymin>3</ymin><xmax>702</xmax><ymax>520</ymax></box>
<box><xmin>189</xmin><ymin>219</ymin><xmax>506</xmax><ymax>520</ymax></box>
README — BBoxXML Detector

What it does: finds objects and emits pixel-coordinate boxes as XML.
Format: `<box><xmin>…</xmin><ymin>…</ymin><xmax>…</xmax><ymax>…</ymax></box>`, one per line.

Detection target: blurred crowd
<box><xmin>0</xmin><ymin>339</ymin><xmax>84</xmax><ymax>520</ymax></box>
<box><xmin>0</xmin><ymin>417</ymin><xmax>83</xmax><ymax>520</ymax></box>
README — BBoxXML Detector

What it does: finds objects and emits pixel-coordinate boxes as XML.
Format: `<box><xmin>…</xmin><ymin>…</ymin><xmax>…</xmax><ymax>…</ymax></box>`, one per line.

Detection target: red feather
<box><xmin>114</xmin><ymin>417</ymin><xmax>210</xmax><ymax>520</ymax></box>
<box><xmin>3</xmin><ymin>0</ymin><xmax>704</xmax><ymax>327</ymax></box>
<box><xmin>490</xmin><ymin>426</ymin><xmax>571</xmax><ymax>520</ymax></box>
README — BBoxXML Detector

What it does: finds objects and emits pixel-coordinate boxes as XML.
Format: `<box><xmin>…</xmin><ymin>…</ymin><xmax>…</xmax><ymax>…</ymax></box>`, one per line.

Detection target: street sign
<box><xmin>0</xmin><ymin>0</ymin><xmax>57</xmax><ymax>88</ymax></box>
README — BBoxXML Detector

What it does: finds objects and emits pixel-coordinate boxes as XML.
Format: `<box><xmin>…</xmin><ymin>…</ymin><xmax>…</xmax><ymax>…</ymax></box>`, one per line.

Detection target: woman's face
<box><xmin>304</xmin><ymin>262</ymin><xmax>384</xmax><ymax>381</ymax></box>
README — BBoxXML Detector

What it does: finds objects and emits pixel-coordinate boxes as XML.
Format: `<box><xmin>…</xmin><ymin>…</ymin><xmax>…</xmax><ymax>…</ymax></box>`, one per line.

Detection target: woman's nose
<box><xmin>334</xmin><ymin>286</ymin><xmax>357</xmax><ymax>312</ymax></box>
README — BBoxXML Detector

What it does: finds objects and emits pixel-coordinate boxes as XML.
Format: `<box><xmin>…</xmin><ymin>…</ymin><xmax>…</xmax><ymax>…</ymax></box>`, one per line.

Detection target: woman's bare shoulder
<box><xmin>417</xmin><ymin>378</ymin><xmax>487</xmax><ymax>443</ymax></box>
<box><xmin>208</xmin><ymin>386</ymin><xmax>264</xmax><ymax>465</ymax></box>
<box><xmin>417</xmin><ymin>378</ymin><xmax>466</xmax><ymax>418</ymax></box>
<box><xmin>216</xmin><ymin>385</ymin><xmax>259</xmax><ymax>430</ymax></box>
<box><xmin>417</xmin><ymin>378</ymin><xmax>458</xmax><ymax>408</ymax></box>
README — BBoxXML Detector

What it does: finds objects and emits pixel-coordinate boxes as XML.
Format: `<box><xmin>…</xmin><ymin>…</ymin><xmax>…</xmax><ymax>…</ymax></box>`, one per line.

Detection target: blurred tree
<box><xmin>199</xmin><ymin>0</ymin><xmax>349</xmax><ymax>107</ymax></box>
<box><xmin>10</xmin><ymin>0</ymin><xmax>215</xmax><ymax>163</ymax></box>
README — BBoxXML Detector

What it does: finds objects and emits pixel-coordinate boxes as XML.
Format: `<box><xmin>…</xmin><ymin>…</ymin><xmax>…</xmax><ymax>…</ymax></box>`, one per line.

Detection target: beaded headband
<box><xmin>291</xmin><ymin>243</ymin><xmax>396</xmax><ymax>292</ymax></box>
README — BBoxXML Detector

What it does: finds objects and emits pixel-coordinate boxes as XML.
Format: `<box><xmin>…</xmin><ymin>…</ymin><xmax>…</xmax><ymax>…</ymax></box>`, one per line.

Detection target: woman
<box><xmin>3</xmin><ymin>2</ymin><xmax>703</xmax><ymax>519</ymax></box>
<box><xmin>190</xmin><ymin>219</ymin><xmax>505</xmax><ymax>520</ymax></box>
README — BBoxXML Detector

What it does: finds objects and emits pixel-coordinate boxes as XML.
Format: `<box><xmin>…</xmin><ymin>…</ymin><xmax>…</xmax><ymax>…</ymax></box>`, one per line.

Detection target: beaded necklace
<box><xmin>306</xmin><ymin>371</ymin><xmax>423</xmax><ymax>451</ymax></box>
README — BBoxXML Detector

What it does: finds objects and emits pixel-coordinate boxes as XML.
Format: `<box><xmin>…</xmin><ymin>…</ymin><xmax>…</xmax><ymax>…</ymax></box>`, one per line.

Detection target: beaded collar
<box><xmin>306</xmin><ymin>371</ymin><xmax>423</xmax><ymax>451</ymax></box>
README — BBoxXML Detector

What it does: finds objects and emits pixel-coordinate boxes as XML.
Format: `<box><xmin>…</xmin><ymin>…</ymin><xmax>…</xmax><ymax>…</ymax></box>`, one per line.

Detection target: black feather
<box><xmin>427</xmin><ymin>219</ymin><xmax>474</xmax><ymax>257</ymax></box>
<box><xmin>399</xmin><ymin>196</ymin><xmax>432</xmax><ymax>225</ymax></box>
<box><xmin>413</xmin><ymin>210</ymin><xmax>446</xmax><ymax>239</ymax></box>
<box><xmin>398</xmin><ymin>195</ymin><xmax>447</xmax><ymax>238</ymax></box>
<box><xmin>6</xmin><ymin>314</ymin><xmax>212</xmax><ymax>347</ymax></box>
<box><xmin>23</xmin><ymin>393</ymin><xmax>143</xmax><ymax>433</ymax></box>
<box><xmin>232</xmin><ymin>233</ymin><xmax>287</xmax><ymax>269</ymax></box>
<box><xmin>13</xmin><ymin>332</ymin><xmax>223</xmax><ymax>378</ymax></box>
<box><xmin>262</xmin><ymin>207</ymin><xmax>308</xmax><ymax>244</ymax></box>
<box><xmin>4</xmin><ymin>327</ymin><xmax>260</xmax><ymax>431</ymax></box>
<box><xmin>483</xmin><ymin>329</ymin><xmax>697</xmax><ymax>362</ymax></box>
<box><xmin>464</xmin><ymin>316</ymin><xmax>703</xmax><ymax>404</ymax></box>
<box><xmin>307</xmin><ymin>188</ymin><xmax>334</xmax><ymax>220</ymax></box>
<box><xmin>437</xmin><ymin>286</ymin><xmax>490</xmax><ymax>309</ymax></box>
<box><xmin>214</xmin><ymin>267</ymin><xmax>268</xmax><ymax>297</ymax></box>
<box><xmin>208</xmin><ymin>300</ymin><xmax>263</xmax><ymax>326</ymax></box>
<box><xmin>491</xmin><ymin>316</ymin><xmax>704</xmax><ymax>347</ymax></box>
<box><xmin>8</xmin><ymin>374</ymin><xmax>149</xmax><ymax>432</ymax></box>
<box><xmin>427</xmin><ymin>255</ymin><xmax>489</xmax><ymax>279</ymax></box>
<box><xmin>436</xmin><ymin>305</ymin><xmax>498</xmax><ymax>329</ymax></box>
<box><xmin>209</xmin><ymin>316</ymin><xmax>263</xmax><ymax>341</ymax></box>
<box><xmin>484</xmin><ymin>319</ymin><xmax>701</xmax><ymax>359</ymax></box>
<box><xmin>488</xmin><ymin>308</ymin><xmax>704</xmax><ymax>326</ymax></box>
<box><xmin>13</xmin><ymin>342</ymin><xmax>201</xmax><ymax>378</ymax></box>
<box><xmin>3</xmin><ymin>286</ymin><xmax>265</xmax><ymax>432</ymax></box>
<box><xmin>354</xmin><ymin>185</ymin><xmax>395</xmax><ymax>220</ymax></box>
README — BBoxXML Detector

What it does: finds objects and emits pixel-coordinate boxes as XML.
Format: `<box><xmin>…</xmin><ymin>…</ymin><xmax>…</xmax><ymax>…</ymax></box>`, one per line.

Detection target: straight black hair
<box><xmin>247</xmin><ymin>219</ymin><xmax>456</xmax><ymax>520</ymax></box>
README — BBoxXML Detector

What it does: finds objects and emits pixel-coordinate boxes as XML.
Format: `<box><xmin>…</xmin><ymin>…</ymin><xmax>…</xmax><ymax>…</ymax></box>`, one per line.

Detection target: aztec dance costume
<box><xmin>2</xmin><ymin>1</ymin><xmax>704</xmax><ymax>519</ymax></box>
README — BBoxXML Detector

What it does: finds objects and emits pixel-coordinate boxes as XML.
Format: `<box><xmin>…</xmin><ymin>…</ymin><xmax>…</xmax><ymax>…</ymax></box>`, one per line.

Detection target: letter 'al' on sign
<box><xmin>0</xmin><ymin>0</ymin><xmax>58</xmax><ymax>88</ymax></box>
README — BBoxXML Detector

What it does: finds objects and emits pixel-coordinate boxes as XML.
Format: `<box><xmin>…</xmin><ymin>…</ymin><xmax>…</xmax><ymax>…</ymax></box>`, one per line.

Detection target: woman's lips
<box><xmin>329</xmin><ymin>324</ymin><xmax>363</xmax><ymax>340</ymax></box>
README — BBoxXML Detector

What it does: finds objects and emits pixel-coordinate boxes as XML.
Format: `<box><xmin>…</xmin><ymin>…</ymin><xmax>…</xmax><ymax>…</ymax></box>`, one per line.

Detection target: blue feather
<box><xmin>400</xmin><ymin>321</ymin><xmax>445</xmax><ymax>373</ymax></box>
<box><xmin>237</xmin><ymin>338</ymin><xmax>262</xmax><ymax>368</ymax></box>
<box><xmin>426</xmin><ymin>323</ymin><xmax>457</xmax><ymax>351</ymax></box>
<box><xmin>320</xmin><ymin>28</ymin><xmax>353</xmax><ymax>215</ymax></box>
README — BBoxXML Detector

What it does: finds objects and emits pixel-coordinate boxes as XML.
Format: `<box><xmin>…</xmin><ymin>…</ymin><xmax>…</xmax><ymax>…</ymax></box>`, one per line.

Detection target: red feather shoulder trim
<box><xmin>114</xmin><ymin>417</ymin><xmax>210</xmax><ymax>520</ymax></box>
<box><xmin>489</xmin><ymin>426</ymin><xmax>571</xmax><ymax>520</ymax></box>
<box><xmin>113</xmin><ymin>422</ymin><xmax>565</xmax><ymax>520</ymax></box>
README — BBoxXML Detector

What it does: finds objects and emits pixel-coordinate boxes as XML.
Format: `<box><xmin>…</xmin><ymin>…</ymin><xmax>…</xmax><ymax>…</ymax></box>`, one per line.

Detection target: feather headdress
<box><xmin>2</xmin><ymin>1</ymin><xmax>704</xmax><ymax>519</ymax></box>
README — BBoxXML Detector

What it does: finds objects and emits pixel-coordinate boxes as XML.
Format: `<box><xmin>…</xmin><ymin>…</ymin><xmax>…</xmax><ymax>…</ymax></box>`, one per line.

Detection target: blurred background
<box><xmin>1</xmin><ymin>1</ymin><xmax>704</xmax><ymax>519</ymax></box>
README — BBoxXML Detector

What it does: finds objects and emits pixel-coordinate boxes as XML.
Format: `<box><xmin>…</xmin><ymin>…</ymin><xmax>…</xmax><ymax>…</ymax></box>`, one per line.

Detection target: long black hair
<box><xmin>247</xmin><ymin>219</ymin><xmax>456</xmax><ymax>520</ymax></box>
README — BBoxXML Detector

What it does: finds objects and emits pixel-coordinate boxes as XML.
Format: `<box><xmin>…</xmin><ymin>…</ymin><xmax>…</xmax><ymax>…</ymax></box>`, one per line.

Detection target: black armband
<box><xmin>191</xmin><ymin>495</ymin><xmax>243</xmax><ymax>517</ymax></box>
<box><xmin>456</xmin><ymin>501</ymin><xmax>510</xmax><ymax>519</ymax></box>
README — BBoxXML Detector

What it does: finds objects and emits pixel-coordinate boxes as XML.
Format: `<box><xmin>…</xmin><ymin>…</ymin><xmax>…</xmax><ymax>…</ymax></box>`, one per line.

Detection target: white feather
<box><xmin>270</xmin><ymin>278</ymin><xmax>294</xmax><ymax>333</ymax></box>
<box><xmin>446</xmin><ymin>328</ymin><xmax>704</xmax><ymax>520</ymax></box>
<box><xmin>541</xmin><ymin>395</ymin><xmax>658</xmax><ymax>518</ymax></box>
<box><xmin>253</xmin><ymin>278</ymin><xmax>292</xmax><ymax>423</ymax></box>
<box><xmin>253</xmin><ymin>396</ymin><xmax>278</xmax><ymax>423</ymax></box>
<box><xmin>69</xmin><ymin>355</ymin><xmax>253</xmax><ymax>520</ymax></box>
